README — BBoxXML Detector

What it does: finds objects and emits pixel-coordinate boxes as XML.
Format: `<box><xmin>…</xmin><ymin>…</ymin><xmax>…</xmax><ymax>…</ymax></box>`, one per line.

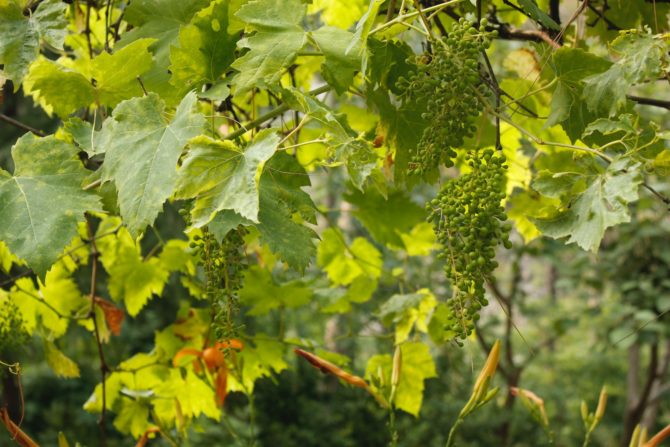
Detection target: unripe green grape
<box><xmin>426</xmin><ymin>150</ymin><xmax>511</xmax><ymax>342</ymax></box>
<box><xmin>401</xmin><ymin>20</ymin><xmax>496</xmax><ymax>175</ymax></box>
<box><xmin>0</xmin><ymin>300</ymin><xmax>29</xmax><ymax>353</ymax></box>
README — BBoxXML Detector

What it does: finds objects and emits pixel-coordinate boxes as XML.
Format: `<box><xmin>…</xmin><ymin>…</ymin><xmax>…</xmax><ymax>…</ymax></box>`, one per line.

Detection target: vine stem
<box><xmin>370</xmin><ymin>0</ymin><xmax>465</xmax><ymax>35</ymax></box>
<box><xmin>0</xmin><ymin>113</ymin><xmax>46</xmax><ymax>137</ymax></box>
<box><xmin>224</xmin><ymin>85</ymin><xmax>330</xmax><ymax>141</ymax></box>
<box><xmin>388</xmin><ymin>405</ymin><xmax>398</xmax><ymax>447</ymax></box>
<box><xmin>446</xmin><ymin>418</ymin><xmax>464</xmax><ymax>447</ymax></box>
<box><xmin>86</xmin><ymin>216</ymin><xmax>108</xmax><ymax>447</ymax></box>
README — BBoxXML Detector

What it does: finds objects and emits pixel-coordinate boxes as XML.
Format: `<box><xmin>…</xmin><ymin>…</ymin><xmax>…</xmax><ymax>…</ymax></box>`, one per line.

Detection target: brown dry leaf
<box><xmin>95</xmin><ymin>297</ymin><xmax>125</xmax><ymax>336</ymax></box>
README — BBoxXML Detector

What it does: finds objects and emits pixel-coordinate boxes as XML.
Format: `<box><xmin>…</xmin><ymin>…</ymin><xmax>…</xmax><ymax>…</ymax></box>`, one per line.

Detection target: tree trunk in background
<box><xmin>1</xmin><ymin>371</ymin><xmax>21</xmax><ymax>422</ymax></box>
<box><xmin>641</xmin><ymin>340</ymin><xmax>670</xmax><ymax>430</ymax></box>
<box><xmin>622</xmin><ymin>343</ymin><xmax>641</xmax><ymax>446</ymax></box>
<box><xmin>622</xmin><ymin>342</ymin><xmax>659</xmax><ymax>446</ymax></box>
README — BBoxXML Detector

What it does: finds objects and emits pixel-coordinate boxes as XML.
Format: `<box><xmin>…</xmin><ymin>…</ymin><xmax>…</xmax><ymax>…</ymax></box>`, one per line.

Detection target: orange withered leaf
<box><xmin>95</xmin><ymin>297</ymin><xmax>125</xmax><ymax>336</ymax></box>
<box><xmin>135</xmin><ymin>427</ymin><xmax>160</xmax><ymax>447</ymax></box>
<box><xmin>294</xmin><ymin>349</ymin><xmax>368</xmax><ymax>389</ymax></box>
<box><xmin>172</xmin><ymin>348</ymin><xmax>202</xmax><ymax>368</ymax></box>
<box><xmin>214</xmin><ymin>368</ymin><xmax>228</xmax><ymax>407</ymax></box>
<box><xmin>214</xmin><ymin>339</ymin><xmax>244</xmax><ymax>351</ymax></box>
<box><xmin>645</xmin><ymin>423</ymin><xmax>670</xmax><ymax>447</ymax></box>
<box><xmin>1</xmin><ymin>407</ymin><xmax>39</xmax><ymax>447</ymax></box>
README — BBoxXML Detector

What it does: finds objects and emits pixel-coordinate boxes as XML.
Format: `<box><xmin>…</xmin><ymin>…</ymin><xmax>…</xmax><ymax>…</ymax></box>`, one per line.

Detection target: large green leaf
<box><xmin>312</xmin><ymin>26</ymin><xmax>360</xmax><ymax>95</ymax></box>
<box><xmin>24</xmin><ymin>39</ymin><xmax>156</xmax><ymax>116</ymax></box>
<box><xmin>229</xmin><ymin>336</ymin><xmax>288</xmax><ymax>393</ymax></box>
<box><xmin>23</xmin><ymin>57</ymin><xmax>94</xmax><ymax>117</ymax></box>
<box><xmin>176</xmin><ymin>130</ymin><xmax>278</xmax><ymax>226</ymax></box>
<box><xmin>584</xmin><ymin>31</ymin><xmax>667</xmax><ymax>117</ymax></box>
<box><xmin>95</xmin><ymin>218</ymin><xmax>170</xmax><ymax>317</ymax></box>
<box><xmin>367</xmin><ymin>87</ymin><xmax>429</xmax><ymax>182</ymax></box>
<box><xmin>547</xmin><ymin>48</ymin><xmax>611</xmax><ymax>142</ymax></box>
<box><xmin>378</xmin><ymin>289</ymin><xmax>437</xmax><ymax>344</ymax></box>
<box><xmin>0</xmin><ymin>134</ymin><xmax>101</xmax><ymax>275</ymax></box>
<box><xmin>317</xmin><ymin>228</ymin><xmax>382</xmax><ymax>286</ymax></box>
<box><xmin>239</xmin><ymin>266</ymin><xmax>312</xmax><ymax>315</ymax></box>
<box><xmin>169</xmin><ymin>0</ymin><xmax>239</xmax><ymax>94</ymax></box>
<box><xmin>113</xmin><ymin>399</ymin><xmax>150</xmax><ymax>438</ymax></box>
<box><xmin>101</xmin><ymin>92</ymin><xmax>205</xmax><ymax>236</ymax></box>
<box><xmin>282</xmin><ymin>86</ymin><xmax>379</xmax><ymax>190</ymax></box>
<box><xmin>209</xmin><ymin>152</ymin><xmax>318</xmax><ymax>271</ymax></box>
<box><xmin>118</xmin><ymin>0</ymin><xmax>211</xmax><ymax>102</ymax></box>
<box><xmin>44</xmin><ymin>340</ymin><xmax>80</xmax><ymax>378</ymax></box>
<box><xmin>0</xmin><ymin>0</ymin><xmax>67</xmax><ymax>85</ymax></box>
<box><xmin>344</xmin><ymin>188</ymin><xmax>424</xmax><ymax>248</ymax></box>
<box><xmin>365</xmin><ymin>342</ymin><xmax>437</xmax><ymax>416</ymax></box>
<box><xmin>231</xmin><ymin>0</ymin><xmax>307</xmax><ymax>93</ymax></box>
<box><xmin>534</xmin><ymin>158</ymin><xmax>643</xmax><ymax>252</ymax></box>
<box><xmin>10</xmin><ymin>263</ymin><xmax>88</xmax><ymax>338</ymax></box>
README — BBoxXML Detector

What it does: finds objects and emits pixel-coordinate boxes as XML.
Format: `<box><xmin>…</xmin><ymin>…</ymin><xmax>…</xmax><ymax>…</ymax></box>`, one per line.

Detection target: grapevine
<box><xmin>399</xmin><ymin>18</ymin><xmax>496</xmax><ymax>175</ymax></box>
<box><xmin>426</xmin><ymin>149</ymin><xmax>511</xmax><ymax>342</ymax></box>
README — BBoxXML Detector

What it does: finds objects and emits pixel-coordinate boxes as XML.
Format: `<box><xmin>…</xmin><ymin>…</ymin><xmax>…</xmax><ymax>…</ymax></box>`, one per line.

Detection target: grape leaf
<box><xmin>169</xmin><ymin>0</ymin><xmax>239</xmax><ymax>94</ymax></box>
<box><xmin>282</xmin><ymin>86</ymin><xmax>379</xmax><ymax>190</ymax></box>
<box><xmin>88</xmin><ymin>38</ymin><xmax>157</xmax><ymax>106</ymax></box>
<box><xmin>95</xmin><ymin>218</ymin><xmax>170</xmax><ymax>317</ymax></box>
<box><xmin>347</xmin><ymin>0</ymin><xmax>383</xmax><ymax>57</ymax></box>
<box><xmin>312</xmin><ymin>26</ymin><xmax>360</xmax><ymax>95</ymax></box>
<box><xmin>231</xmin><ymin>0</ymin><xmax>307</xmax><ymax>93</ymax></box>
<box><xmin>365</xmin><ymin>342</ymin><xmax>437</xmax><ymax>416</ymax></box>
<box><xmin>209</xmin><ymin>152</ymin><xmax>318</xmax><ymax>271</ymax></box>
<box><xmin>344</xmin><ymin>188</ymin><xmax>424</xmax><ymax>248</ymax></box>
<box><xmin>118</xmin><ymin>0</ymin><xmax>211</xmax><ymax>102</ymax></box>
<box><xmin>367</xmin><ymin>87</ymin><xmax>428</xmax><ymax>182</ymax></box>
<box><xmin>239</xmin><ymin>266</ymin><xmax>312</xmax><ymax>315</ymax></box>
<box><xmin>367</xmin><ymin>38</ymin><xmax>415</xmax><ymax>94</ymax></box>
<box><xmin>23</xmin><ymin>57</ymin><xmax>93</xmax><ymax>117</ymax></box>
<box><xmin>0</xmin><ymin>134</ymin><xmax>101</xmax><ymax>275</ymax></box>
<box><xmin>318</xmin><ymin>275</ymin><xmax>377</xmax><ymax>314</ymax></box>
<box><xmin>378</xmin><ymin>289</ymin><xmax>437</xmax><ymax>344</ymax></box>
<box><xmin>547</xmin><ymin>48</ymin><xmax>611</xmax><ymax>142</ymax></box>
<box><xmin>309</xmin><ymin>0</ymin><xmax>368</xmax><ymax>30</ymax></box>
<box><xmin>317</xmin><ymin>228</ymin><xmax>382</xmax><ymax>286</ymax></box>
<box><xmin>0</xmin><ymin>0</ymin><xmax>67</xmax><ymax>85</ymax></box>
<box><xmin>533</xmin><ymin>158</ymin><xmax>643</xmax><ymax>252</ymax></box>
<box><xmin>584</xmin><ymin>31</ymin><xmax>667</xmax><ymax>117</ymax></box>
<box><xmin>113</xmin><ymin>399</ymin><xmax>150</xmax><ymax>438</ymax></box>
<box><xmin>44</xmin><ymin>341</ymin><xmax>80</xmax><ymax>378</ymax></box>
<box><xmin>10</xmin><ymin>263</ymin><xmax>88</xmax><ymax>338</ymax></box>
<box><xmin>24</xmin><ymin>39</ymin><xmax>156</xmax><ymax>117</ymax></box>
<box><xmin>100</xmin><ymin>92</ymin><xmax>205</xmax><ymax>236</ymax></box>
<box><xmin>176</xmin><ymin>130</ymin><xmax>278</xmax><ymax>226</ymax></box>
<box><xmin>154</xmin><ymin>369</ymin><xmax>221</xmax><ymax>421</ymax></box>
<box><xmin>228</xmin><ymin>336</ymin><xmax>288</xmax><ymax>393</ymax></box>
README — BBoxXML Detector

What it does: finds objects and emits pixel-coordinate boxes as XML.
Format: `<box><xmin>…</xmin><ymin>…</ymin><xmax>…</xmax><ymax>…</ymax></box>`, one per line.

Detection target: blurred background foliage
<box><xmin>1</xmin><ymin>0</ymin><xmax>670</xmax><ymax>446</ymax></box>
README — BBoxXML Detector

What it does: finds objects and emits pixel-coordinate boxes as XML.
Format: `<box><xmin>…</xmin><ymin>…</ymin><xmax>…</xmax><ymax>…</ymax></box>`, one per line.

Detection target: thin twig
<box><xmin>0</xmin><ymin>114</ymin><xmax>46</xmax><ymax>137</ymax></box>
<box><xmin>224</xmin><ymin>85</ymin><xmax>331</xmax><ymax>141</ymax></box>
<box><xmin>627</xmin><ymin>95</ymin><xmax>670</xmax><ymax>110</ymax></box>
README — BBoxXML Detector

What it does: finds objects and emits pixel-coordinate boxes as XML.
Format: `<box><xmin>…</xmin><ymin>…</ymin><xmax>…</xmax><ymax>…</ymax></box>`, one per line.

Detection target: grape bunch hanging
<box><xmin>191</xmin><ymin>227</ymin><xmax>248</xmax><ymax>341</ymax></box>
<box><xmin>426</xmin><ymin>149</ymin><xmax>511</xmax><ymax>343</ymax></box>
<box><xmin>400</xmin><ymin>18</ymin><xmax>496</xmax><ymax>174</ymax></box>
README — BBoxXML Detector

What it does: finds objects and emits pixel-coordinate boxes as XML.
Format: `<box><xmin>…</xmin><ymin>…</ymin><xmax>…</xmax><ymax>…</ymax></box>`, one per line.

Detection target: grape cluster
<box><xmin>399</xmin><ymin>18</ymin><xmax>496</xmax><ymax>175</ymax></box>
<box><xmin>191</xmin><ymin>227</ymin><xmax>248</xmax><ymax>341</ymax></box>
<box><xmin>426</xmin><ymin>149</ymin><xmax>511</xmax><ymax>342</ymax></box>
<box><xmin>0</xmin><ymin>299</ymin><xmax>28</xmax><ymax>354</ymax></box>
